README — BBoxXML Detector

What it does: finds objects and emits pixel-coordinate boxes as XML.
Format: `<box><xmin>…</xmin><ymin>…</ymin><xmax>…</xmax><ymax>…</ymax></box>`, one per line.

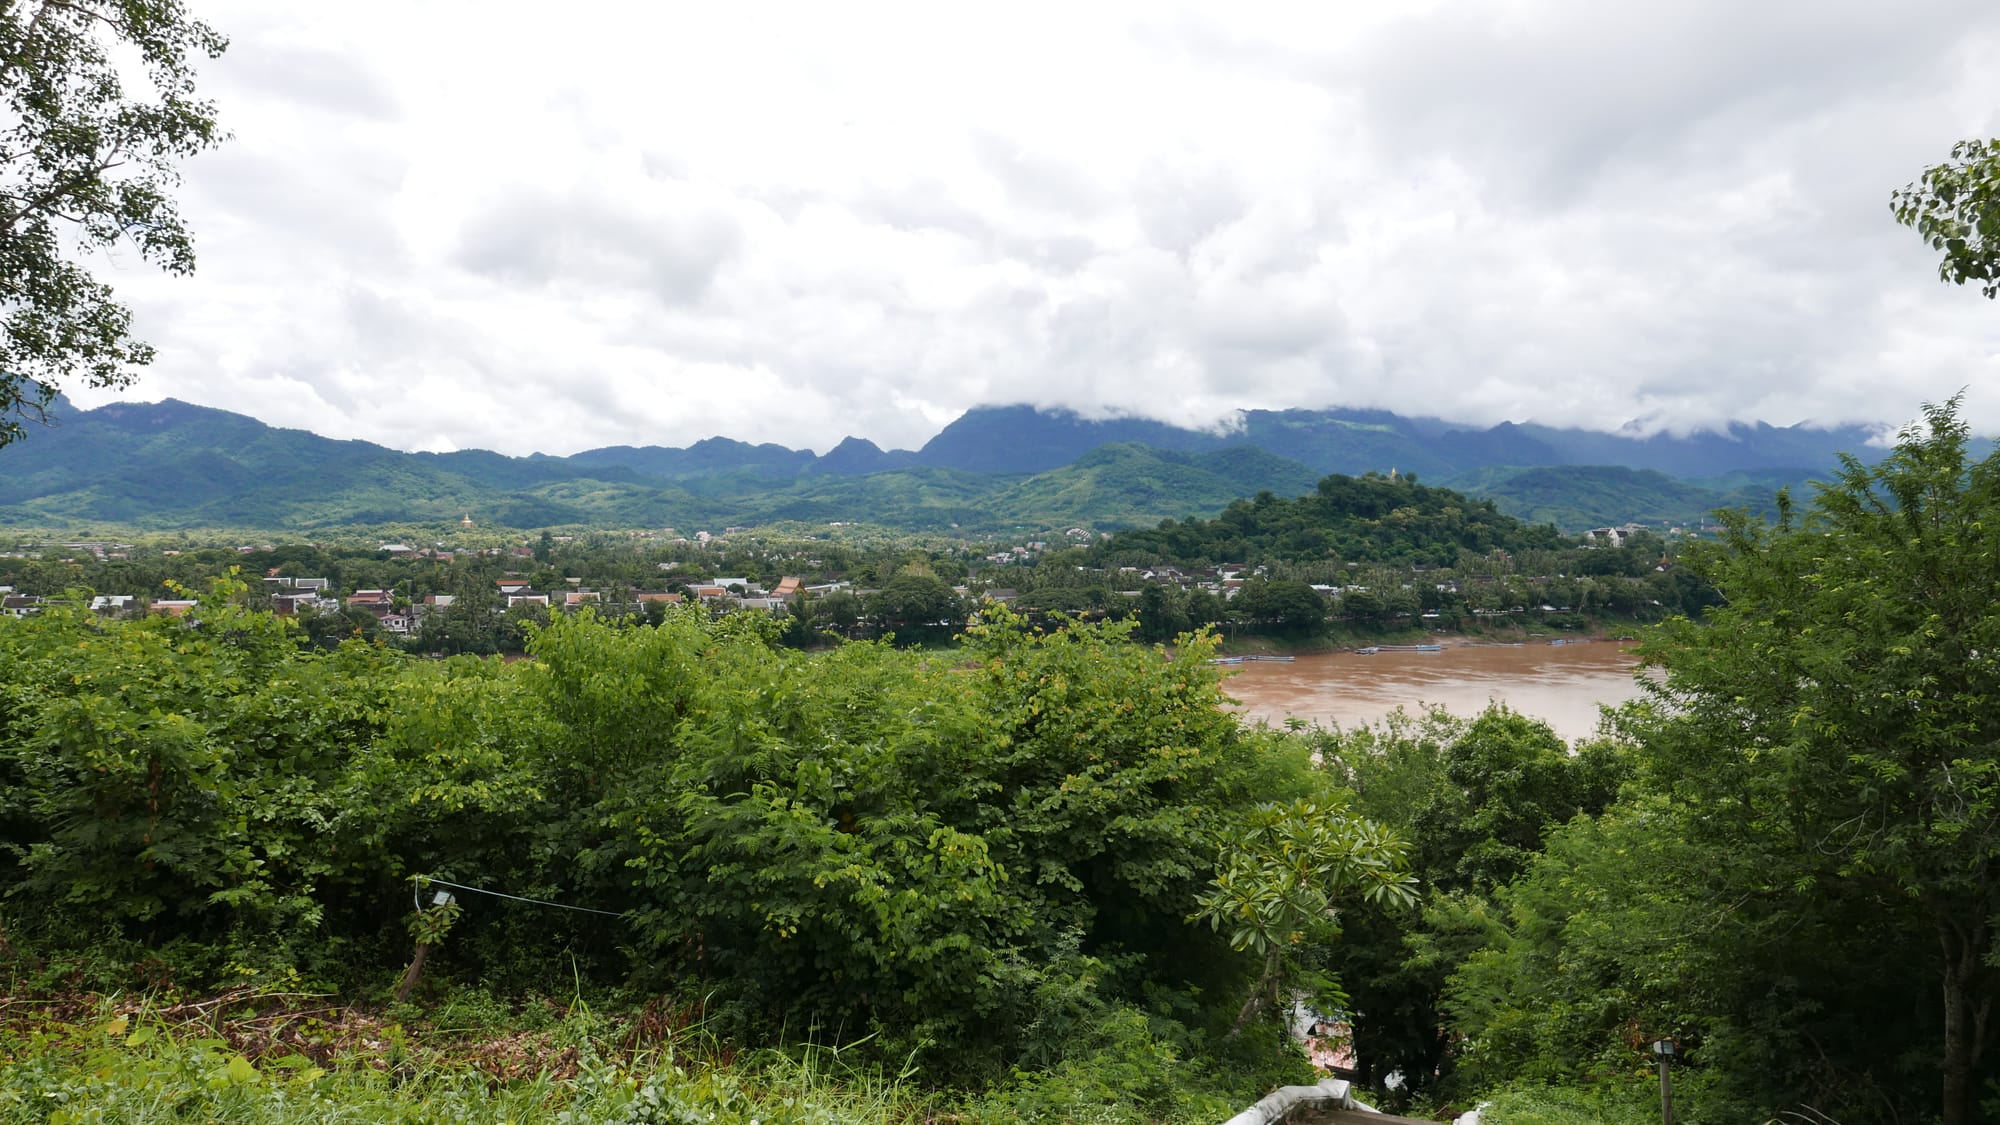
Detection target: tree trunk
<box><xmin>1228</xmin><ymin>950</ymin><xmax>1284</xmax><ymax>1038</ymax></box>
<box><xmin>1938</xmin><ymin>917</ymin><xmax>1992</xmax><ymax>1125</ymax></box>
<box><xmin>1942</xmin><ymin>972</ymin><xmax>1971</xmax><ymax>1125</ymax></box>
<box><xmin>394</xmin><ymin>941</ymin><xmax>431</xmax><ymax>1004</ymax></box>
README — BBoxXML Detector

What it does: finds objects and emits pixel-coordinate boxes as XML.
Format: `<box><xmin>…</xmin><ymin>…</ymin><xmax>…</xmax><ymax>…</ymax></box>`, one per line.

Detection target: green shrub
<box><xmin>1478</xmin><ymin>1082</ymin><xmax>1656</xmax><ymax>1125</ymax></box>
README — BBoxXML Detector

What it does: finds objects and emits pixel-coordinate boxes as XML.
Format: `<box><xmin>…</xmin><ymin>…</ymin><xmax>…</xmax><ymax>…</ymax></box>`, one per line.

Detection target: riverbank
<box><xmin>1214</xmin><ymin>618</ymin><xmax>1645</xmax><ymax>658</ymax></box>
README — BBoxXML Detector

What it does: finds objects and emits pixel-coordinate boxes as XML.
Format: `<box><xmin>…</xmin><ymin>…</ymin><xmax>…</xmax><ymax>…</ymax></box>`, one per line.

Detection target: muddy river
<box><xmin>1220</xmin><ymin>641</ymin><xmax>1646</xmax><ymax>744</ymax></box>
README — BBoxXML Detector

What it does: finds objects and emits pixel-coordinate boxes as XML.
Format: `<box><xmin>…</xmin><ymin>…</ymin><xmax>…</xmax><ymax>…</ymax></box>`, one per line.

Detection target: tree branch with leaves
<box><xmin>1893</xmin><ymin>138</ymin><xmax>2000</xmax><ymax>299</ymax></box>
<box><xmin>0</xmin><ymin>0</ymin><xmax>226</xmax><ymax>447</ymax></box>
<box><xmin>1192</xmin><ymin>796</ymin><xmax>1415</xmax><ymax>1036</ymax></box>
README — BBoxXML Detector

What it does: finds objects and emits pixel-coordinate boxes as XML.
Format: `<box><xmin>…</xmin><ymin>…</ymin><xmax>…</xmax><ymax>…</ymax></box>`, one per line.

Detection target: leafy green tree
<box><xmin>1184</xmin><ymin>587</ymin><xmax>1225</xmax><ymax>630</ymax></box>
<box><xmin>775</xmin><ymin>590</ymin><xmax>818</xmax><ymax>648</ymax></box>
<box><xmin>866</xmin><ymin>572</ymin><xmax>964</xmax><ymax>643</ymax></box>
<box><xmin>496</xmin><ymin>600</ymin><xmax>548</xmax><ymax>651</ymax></box>
<box><xmin>1414</xmin><ymin>710</ymin><xmax>1625</xmax><ymax>896</ymax></box>
<box><xmin>1444</xmin><ymin>797</ymin><xmax>1741</xmax><ymax>1094</ymax></box>
<box><xmin>815</xmin><ymin>588</ymin><xmax>862</xmax><ymax>638</ymax></box>
<box><xmin>411</xmin><ymin>571</ymin><xmax>501</xmax><ymax>655</ymax></box>
<box><xmin>1134</xmin><ymin>582</ymin><xmax>1190</xmax><ymax>644</ymax></box>
<box><xmin>1317</xmin><ymin>708</ymin><xmax>1626</xmax><ymax>1099</ymax></box>
<box><xmin>1626</xmin><ymin>398</ymin><xmax>2000</xmax><ymax>1124</ymax></box>
<box><xmin>529</xmin><ymin>604</ymin><xmax>1328</xmax><ymax>1073</ymax></box>
<box><xmin>1441</xmin><ymin>782</ymin><xmax>1948</xmax><ymax>1123</ymax></box>
<box><xmin>1192</xmin><ymin>797</ymin><xmax>1413</xmax><ymax>1034</ymax></box>
<box><xmin>1230</xmin><ymin>578</ymin><xmax>1326</xmax><ymax>637</ymax></box>
<box><xmin>1894</xmin><ymin>138</ymin><xmax>2000</xmax><ymax>298</ymax></box>
<box><xmin>0</xmin><ymin>583</ymin><xmax>419</xmax><ymax>968</ymax></box>
<box><xmin>0</xmin><ymin>1</ymin><xmax>228</xmax><ymax>447</ymax></box>
<box><xmin>1336</xmin><ymin>587</ymin><xmax>1387</xmax><ymax>625</ymax></box>
<box><xmin>1444</xmin><ymin>400</ymin><xmax>2000</xmax><ymax>1123</ymax></box>
<box><xmin>948</xmin><ymin>610</ymin><xmax>1323</xmax><ymax>1023</ymax></box>
<box><xmin>297</xmin><ymin>603</ymin><xmax>383</xmax><ymax>650</ymax></box>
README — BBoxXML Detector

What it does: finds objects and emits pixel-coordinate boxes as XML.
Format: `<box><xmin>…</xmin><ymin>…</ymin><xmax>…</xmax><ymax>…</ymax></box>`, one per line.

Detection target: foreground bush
<box><xmin>0</xmin><ymin>593</ymin><xmax>1389</xmax><ymax>1107</ymax></box>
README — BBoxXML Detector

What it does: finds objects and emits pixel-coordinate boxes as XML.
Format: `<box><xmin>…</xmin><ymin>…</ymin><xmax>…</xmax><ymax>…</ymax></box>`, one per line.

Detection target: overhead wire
<box><xmin>409</xmin><ymin>874</ymin><xmax>627</xmax><ymax>918</ymax></box>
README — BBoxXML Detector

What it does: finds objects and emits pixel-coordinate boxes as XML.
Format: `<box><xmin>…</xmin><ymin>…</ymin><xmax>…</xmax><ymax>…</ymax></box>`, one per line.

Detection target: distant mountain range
<box><xmin>0</xmin><ymin>398</ymin><xmax>1915</xmax><ymax>533</ymax></box>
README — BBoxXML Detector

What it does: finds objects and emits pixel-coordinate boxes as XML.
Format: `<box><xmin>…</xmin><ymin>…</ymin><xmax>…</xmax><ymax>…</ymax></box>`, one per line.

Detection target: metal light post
<box><xmin>1651</xmin><ymin>1039</ymin><xmax>1677</xmax><ymax>1125</ymax></box>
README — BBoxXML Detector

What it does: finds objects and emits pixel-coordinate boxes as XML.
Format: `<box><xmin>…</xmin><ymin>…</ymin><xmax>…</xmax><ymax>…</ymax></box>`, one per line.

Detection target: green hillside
<box><xmin>0</xmin><ymin>412</ymin><xmax>1327</xmax><ymax>532</ymax></box>
<box><xmin>1098</xmin><ymin>470</ymin><xmax>1566</xmax><ymax>565</ymax></box>
<box><xmin>987</xmin><ymin>444</ymin><xmax>1324</xmax><ymax>530</ymax></box>
<box><xmin>1440</xmin><ymin>463</ymin><xmax>1827</xmax><ymax>530</ymax></box>
<box><xmin>0</xmin><ymin>397</ymin><xmax>1870</xmax><ymax>534</ymax></box>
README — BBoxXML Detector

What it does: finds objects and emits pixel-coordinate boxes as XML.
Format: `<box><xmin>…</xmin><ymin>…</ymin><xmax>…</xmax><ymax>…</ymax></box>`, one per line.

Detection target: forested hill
<box><xmin>0</xmin><ymin>401</ymin><xmax>1325</xmax><ymax>532</ymax></box>
<box><xmin>1441</xmin><ymin>463</ymin><xmax>1806</xmax><ymax>530</ymax></box>
<box><xmin>1096</xmin><ymin>472</ymin><xmax>1567</xmax><ymax>566</ymax></box>
<box><xmin>0</xmin><ymin>396</ymin><xmax>1903</xmax><ymax>532</ymax></box>
<box><xmin>912</xmin><ymin>403</ymin><xmax>1899</xmax><ymax>477</ymax></box>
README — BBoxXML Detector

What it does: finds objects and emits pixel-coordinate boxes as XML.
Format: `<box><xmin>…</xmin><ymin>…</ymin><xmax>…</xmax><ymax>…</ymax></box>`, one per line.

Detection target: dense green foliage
<box><xmin>0</xmin><ymin>590</ymin><xmax>1397</xmax><ymax>1116</ymax></box>
<box><xmin>1405</xmin><ymin>400</ymin><xmax>2000</xmax><ymax>1124</ymax></box>
<box><xmin>1192</xmin><ymin>797</ymin><xmax>1415</xmax><ymax>1034</ymax></box>
<box><xmin>1013</xmin><ymin>467</ymin><xmax>1740</xmax><ymax>646</ymax></box>
<box><xmin>1474</xmin><ymin>1084</ymin><xmax>1656</xmax><ymax>1125</ymax></box>
<box><xmin>1099</xmin><ymin>474</ymin><xmax>1567</xmax><ymax>567</ymax></box>
<box><xmin>1310</xmin><ymin>708</ymin><xmax>1628</xmax><ymax>1108</ymax></box>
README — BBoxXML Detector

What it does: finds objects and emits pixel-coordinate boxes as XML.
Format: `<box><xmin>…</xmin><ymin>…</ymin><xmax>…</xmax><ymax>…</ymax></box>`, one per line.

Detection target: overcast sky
<box><xmin>68</xmin><ymin>0</ymin><xmax>2000</xmax><ymax>456</ymax></box>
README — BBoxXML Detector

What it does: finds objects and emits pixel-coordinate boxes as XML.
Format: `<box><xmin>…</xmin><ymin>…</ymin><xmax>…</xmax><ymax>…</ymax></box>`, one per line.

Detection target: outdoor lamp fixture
<box><xmin>1651</xmin><ymin>1039</ymin><xmax>1677</xmax><ymax>1125</ymax></box>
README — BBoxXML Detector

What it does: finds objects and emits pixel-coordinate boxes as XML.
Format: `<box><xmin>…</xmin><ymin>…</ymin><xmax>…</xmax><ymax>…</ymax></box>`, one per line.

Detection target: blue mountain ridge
<box><xmin>0</xmin><ymin>398</ymin><xmax>1921</xmax><ymax>531</ymax></box>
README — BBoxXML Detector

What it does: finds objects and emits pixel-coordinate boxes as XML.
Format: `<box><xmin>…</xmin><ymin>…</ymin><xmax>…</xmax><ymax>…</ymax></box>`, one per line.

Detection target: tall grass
<box><xmin>1476</xmin><ymin>1083</ymin><xmax>1657</xmax><ymax>1125</ymax></box>
<box><xmin>0</xmin><ymin>997</ymin><xmax>942</xmax><ymax>1125</ymax></box>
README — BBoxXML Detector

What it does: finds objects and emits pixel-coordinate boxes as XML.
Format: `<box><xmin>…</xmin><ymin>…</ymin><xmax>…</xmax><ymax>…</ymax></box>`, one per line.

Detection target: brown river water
<box><xmin>1221</xmin><ymin>641</ymin><xmax>1646</xmax><ymax>744</ymax></box>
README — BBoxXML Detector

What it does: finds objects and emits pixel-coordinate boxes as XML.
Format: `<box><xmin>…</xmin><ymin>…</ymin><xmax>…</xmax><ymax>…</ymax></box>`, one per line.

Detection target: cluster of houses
<box><xmin>0</xmin><ymin>573</ymin><xmax>827</xmax><ymax>634</ymax></box>
<box><xmin>980</xmin><ymin>527</ymin><xmax>1105</xmax><ymax>565</ymax></box>
<box><xmin>3</xmin><ymin>589</ymin><xmax>194</xmax><ymax>618</ymax></box>
<box><xmin>330</xmin><ymin>574</ymin><xmax>824</xmax><ymax>636</ymax></box>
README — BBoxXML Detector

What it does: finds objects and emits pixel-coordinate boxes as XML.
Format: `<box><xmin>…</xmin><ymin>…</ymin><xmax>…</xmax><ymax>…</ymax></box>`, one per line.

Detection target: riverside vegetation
<box><xmin>2</xmin><ymin>402</ymin><xmax>1999</xmax><ymax>1122</ymax></box>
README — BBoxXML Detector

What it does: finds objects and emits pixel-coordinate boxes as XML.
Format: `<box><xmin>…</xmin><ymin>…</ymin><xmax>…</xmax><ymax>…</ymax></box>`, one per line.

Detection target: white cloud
<box><xmin>61</xmin><ymin>0</ymin><xmax>2000</xmax><ymax>455</ymax></box>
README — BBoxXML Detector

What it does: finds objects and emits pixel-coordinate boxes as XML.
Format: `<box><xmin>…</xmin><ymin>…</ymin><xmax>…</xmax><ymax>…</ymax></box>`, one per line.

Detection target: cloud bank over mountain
<box><xmin>66</xmin><ymin>0</ymin><xmax>2000</xmax><ymax>456</ymax></box>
